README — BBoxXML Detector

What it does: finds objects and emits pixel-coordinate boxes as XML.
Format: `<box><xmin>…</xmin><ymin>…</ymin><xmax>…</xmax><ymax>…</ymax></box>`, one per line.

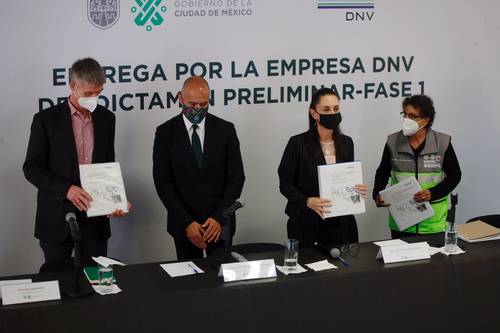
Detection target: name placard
<box><xmin>0</xmin><ymin>279</ymin><xmax>32</xmax><ymax>298</ymax></box>
<box><xmin>374</xmin><ymin>239</ymin><xmax>408</xmax><ymax>259</ymax></box>
<box><xmin>381</xmin><ymin>241</ymin><xmax>431</xmax><ymax>264</ymax></box>
<box><xmin>221</xmin><ymin>259</ymin><xmax>276</xmax><ymax>282</ymax></box>
<box><xmin>1</xmin><ymin>281</ymin><xmax>61</xmax><ymax>306</ymax></box>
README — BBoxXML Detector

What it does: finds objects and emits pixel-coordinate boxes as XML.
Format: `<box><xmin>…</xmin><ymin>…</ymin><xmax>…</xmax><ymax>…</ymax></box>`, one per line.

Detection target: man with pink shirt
<box><xmin>23</xmin><ymin>58</ymin><xmax>128</xmax><ymax>269</ymax></box>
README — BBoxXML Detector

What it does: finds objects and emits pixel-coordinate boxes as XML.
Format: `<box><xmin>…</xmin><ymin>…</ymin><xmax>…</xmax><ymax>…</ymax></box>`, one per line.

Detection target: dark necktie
<box><xmin>191</xmin><ymin>124</ymin><xmax>203</xmax><ymax>169</ymax></box>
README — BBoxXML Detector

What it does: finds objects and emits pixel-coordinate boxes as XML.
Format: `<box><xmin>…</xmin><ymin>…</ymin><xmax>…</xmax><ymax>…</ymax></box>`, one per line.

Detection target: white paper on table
<box><xmin>305</xmin><ymin>260</ymin><xmax>338</xmax><ymax>271</ymax></box>
<box><xmin>0</xmin><ymin>279</ymin><xmax>32</xmax><ymax>298</ymax></box>
<box><xmin>429</xmin><ymin>246</ymin><xmax>466</xmax><ymax>256</ymax></box>
<box><xmin>429</xmin><ymin>247</ymin><xmax>441</xmax><ymax>256</ymax></box>
<box><xmin>92</xmin><ymin>283</ymin><xmax>122</xmax><ymax>296</ymax></box>
<box><xmin>317</xmin><ymin>161</ymin><xmax>366</xmax><ymax>218</ymax></box>
<box><xmin>160</xmin><ymin>262</ymin><xmax>204</xmax><ymax>277</ymax></box>
<box><xmin>373</xmin><ymin>239</ymin><xmax>408</xmax><ymax>247</ymax></box>
<box><xmin>79</xmin><ymin>162</ymin><xmax>128</xmax><ymax>217</ymax></box>
<box><xmin>379</xmin><ymin>176</ymin><xmax>434</xmax><ymax>231</ymax></box>
<box><xmin>92</xmin><ymin>256</ymin><xmax>126</xmax><ymax>268</ymax></box>
<box><xmin>275</xmin><ymin>264</ymin><xmax>308</xmax><ymax>275</ymax></box>
<box><xmin>374</xmin><ymin>239</ymin><xmax>408</xmax><ymax>259</ymax></box>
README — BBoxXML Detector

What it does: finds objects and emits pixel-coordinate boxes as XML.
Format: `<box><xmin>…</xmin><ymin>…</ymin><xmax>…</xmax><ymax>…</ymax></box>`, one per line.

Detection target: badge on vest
<box><xmin>423</xmin><ymin>154</ymin><xmax>441</xmax><ymax>168</ymax></box>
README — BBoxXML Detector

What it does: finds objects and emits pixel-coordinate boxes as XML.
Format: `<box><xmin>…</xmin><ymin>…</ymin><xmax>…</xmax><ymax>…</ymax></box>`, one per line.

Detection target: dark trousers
<box><xmin>391</xmin><ymin>229</ymin><xmax>445</xmax><ymax>240</ymax></box>
<box><xmin>174</xmin><ymin>236</ymin><xmax>232</xmax><ymax>261</ymax></box>
<box><xmin>39</xmin><ymin>223</ymin><xmax>108</xmax><ymax>270</ymax></box>
<box><xmin>290</xmin><ymin>215</ymin><xmax>359</xmax><ymax>249</ymax></box>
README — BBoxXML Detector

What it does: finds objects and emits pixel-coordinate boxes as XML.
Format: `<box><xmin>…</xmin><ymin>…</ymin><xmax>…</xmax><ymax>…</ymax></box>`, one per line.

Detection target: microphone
<box><xmin>330</xmin><ymin>248</ymin><xmax>349</xmax><ymax>267</ymax></box>
<box><xmin>314</xmin><ymin>242</ymin><xmax>349</xmax><ymax>267</ymax></box>
<box><xmin>65</xmin><ymin>212</ymin><xmax>81</xmax><ymax>241</ymax></box>
<box><xmin>314</xmin><ymin>242</ymin><xmax>331</xmax><ymax>255</ymax></box>
<box><xmin>222</xmin><ymin>199</ymin><xmax>245</xmax><ymax>219</ymax></box>
<box><xmin>230</xmin><ymin>252</ymin><xmax>248</xmax><ymax>262</ymax></box>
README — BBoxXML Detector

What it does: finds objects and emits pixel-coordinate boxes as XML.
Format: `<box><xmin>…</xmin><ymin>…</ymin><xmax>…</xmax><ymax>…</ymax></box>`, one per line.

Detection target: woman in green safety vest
<box><xmin>372</xmin><ymin>94</ymin><xmax>462</xmax><ymax>239</ymax></box>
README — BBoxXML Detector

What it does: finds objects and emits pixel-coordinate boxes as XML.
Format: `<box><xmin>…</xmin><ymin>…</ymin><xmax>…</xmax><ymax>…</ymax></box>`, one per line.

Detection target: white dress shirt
<box><xmin>182</xmin><ymin>114</ymin><xmax>206</xmax><ymax>152</ymax></box>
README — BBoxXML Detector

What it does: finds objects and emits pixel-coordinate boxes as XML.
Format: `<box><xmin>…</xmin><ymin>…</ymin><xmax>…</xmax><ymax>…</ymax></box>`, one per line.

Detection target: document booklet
<box><xmin>317</xmin><ymin>161</ymin><xmax>366</xmax><ymax>218</ymax></box>
<box><xmin>379</xmin><ymin>176</ymin><xmax>434</xmax><ymax>231</ymax></box>
<box><xmin>79</xmin><ymin>162</ymin><xmax>128</xmax><ymax>217</ymax></box>
<box><xmin>457</xmin><ymin>221</ymin><xmax>500</xmax><ymax>243</ymax></box>
<box><xmin>83</xmin><ymin>267</ymin><xmax>116</xmax><ymax>284</ymax></box>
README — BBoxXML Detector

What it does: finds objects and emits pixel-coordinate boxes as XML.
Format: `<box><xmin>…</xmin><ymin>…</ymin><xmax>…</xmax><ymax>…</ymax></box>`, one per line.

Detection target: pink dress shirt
<box><xmin>68</xmin><ymin>99</ymin><xmax>94</xmax><ymax>165</ymax></box>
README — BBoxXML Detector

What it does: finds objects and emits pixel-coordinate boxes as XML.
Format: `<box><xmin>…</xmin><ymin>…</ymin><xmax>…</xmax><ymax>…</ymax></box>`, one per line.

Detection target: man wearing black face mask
<box><xmin>278</xmin><ymin>88</ymin><xmax>368</xmax><ymax>248</ymax></box>
<box><xmin>153</xmin><ymin>76</ymin><xmax>245</xmax><ymax>260</ymax></box>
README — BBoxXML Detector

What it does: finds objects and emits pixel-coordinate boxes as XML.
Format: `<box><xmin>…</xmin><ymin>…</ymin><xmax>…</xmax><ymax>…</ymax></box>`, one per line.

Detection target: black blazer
<box><xmin>278</xmin><ymin>131</ymin><xmax>355</xmax><ymax>235</ymax></box>
<box><xmin>23</xmin><ymin>101</ymin><xmax>116</xmax><ymax>243</ymax></box>
<box><xmin>153</xmin><ymin>113</ymin><xmax>245</xmax><ymax>237</ymax></box>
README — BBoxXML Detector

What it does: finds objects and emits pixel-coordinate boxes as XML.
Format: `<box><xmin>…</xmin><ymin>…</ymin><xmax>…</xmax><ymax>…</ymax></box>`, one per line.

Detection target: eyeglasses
<box><xmin>340</xmin><ymin>244</ymin><xmax>360</xmax><ymax>257</ymax></box>
<box><xmin>400</xmin><ymin>111</ymin><xmax>423</xmax><ymax>120</ymax></box>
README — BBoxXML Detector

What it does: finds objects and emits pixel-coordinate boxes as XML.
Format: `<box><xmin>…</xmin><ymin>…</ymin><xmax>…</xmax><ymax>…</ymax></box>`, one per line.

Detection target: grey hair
<box><xmin>70</xmin><ymin>58</ymin><xmax>106</xmax><ymax>85</ymax></box>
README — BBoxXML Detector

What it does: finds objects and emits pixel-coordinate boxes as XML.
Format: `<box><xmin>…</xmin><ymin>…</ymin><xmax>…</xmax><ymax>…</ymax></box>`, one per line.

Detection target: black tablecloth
<box><xmin>1</xmin><ymin>235</ymin><xmax>500</xmax><ymax>333</ymax></box>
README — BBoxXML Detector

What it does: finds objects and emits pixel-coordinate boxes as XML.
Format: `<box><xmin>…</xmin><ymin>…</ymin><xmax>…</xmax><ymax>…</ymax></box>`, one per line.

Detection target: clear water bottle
<box><xmin>98</xmin><ymin>265</ymin><xmax>114</xmax><ymax>294</ymax></box>
<box><xmin>444</xmin><ymin>222</ymin><xmax>458</xmax><ymax>254</ymax></box>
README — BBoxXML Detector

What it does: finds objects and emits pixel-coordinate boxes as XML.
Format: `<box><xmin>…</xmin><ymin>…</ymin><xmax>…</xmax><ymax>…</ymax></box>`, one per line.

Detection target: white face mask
<box><xmin>78</xmin><ymin>96</ymin><xmax>99</xmax><ymax>112</ymax></box>
<box><xmin>402</xmin><ymin>117</ymin><xmax>422</xmax><ymax>136</ymax></box>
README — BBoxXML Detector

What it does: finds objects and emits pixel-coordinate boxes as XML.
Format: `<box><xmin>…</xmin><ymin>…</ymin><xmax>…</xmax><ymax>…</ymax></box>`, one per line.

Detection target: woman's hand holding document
<box><xmin>379</xmin><ymin>176</ymin><xmax>434</xmax><ymax>231</ymax></box>
<box><xmin>317</xmin><ymin>161</ymin><xmax>366</xmax><ymax>219</ymax></box>
<box><xmin>79</xmin><ymin>162</ymin><xmax>129</xmax><ymax>218</ymax></box>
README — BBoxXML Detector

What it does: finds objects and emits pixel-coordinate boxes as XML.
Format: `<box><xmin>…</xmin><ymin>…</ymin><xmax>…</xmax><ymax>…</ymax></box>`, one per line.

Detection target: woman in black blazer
<box><xmin>278</xmin><ymin>88</ymin><xmax>367</xmax><ymax>248</ymax></box>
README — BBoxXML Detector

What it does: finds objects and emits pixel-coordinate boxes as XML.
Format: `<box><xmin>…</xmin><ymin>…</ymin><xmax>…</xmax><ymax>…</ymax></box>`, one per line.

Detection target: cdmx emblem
<box><xmin>88</xmin><ymin>0</ymin><xmax>120</xmax><ymax>29</ymax></box>
<box><xmin>131</xmin><ymin>0</ymin><xmax>167</xmax><ymax>31</ymax></box>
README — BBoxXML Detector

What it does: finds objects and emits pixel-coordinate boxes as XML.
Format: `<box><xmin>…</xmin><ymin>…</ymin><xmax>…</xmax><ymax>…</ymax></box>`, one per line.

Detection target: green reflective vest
<box><xmin>386</xmin><ymin>129</ymin><xmax>450</xmax><ymax>234</ymax></box>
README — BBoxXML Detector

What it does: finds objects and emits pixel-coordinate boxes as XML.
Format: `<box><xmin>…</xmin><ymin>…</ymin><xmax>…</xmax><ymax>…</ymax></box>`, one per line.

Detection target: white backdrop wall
<box><xmin>1</xmin><ymin>0</ymin><xmax>499</xmax><ymax>275</ymax></box>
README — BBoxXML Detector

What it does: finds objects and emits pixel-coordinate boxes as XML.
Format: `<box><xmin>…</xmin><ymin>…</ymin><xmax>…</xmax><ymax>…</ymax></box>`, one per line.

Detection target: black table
<box><xmin>1</xmin><ymin>235</ymin><xmax>500</xmax><ymax>333</ymax></box>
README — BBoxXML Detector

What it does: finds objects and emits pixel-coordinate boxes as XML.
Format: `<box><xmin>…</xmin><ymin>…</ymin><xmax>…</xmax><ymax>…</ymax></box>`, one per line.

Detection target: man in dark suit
<box><xmin>23</xmin><ymin>58</ymin><xmax>129</xmax><ymax>268</ymax></box>
<box><xmin>153</xmin><ymin>76</ymin><xmax>245</xmax><ymax>260</ymax></box>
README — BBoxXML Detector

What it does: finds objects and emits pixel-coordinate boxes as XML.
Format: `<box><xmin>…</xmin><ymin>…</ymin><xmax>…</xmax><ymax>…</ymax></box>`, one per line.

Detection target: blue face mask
<box><xmin>182</xmin><ymin>104</ymin><xmax>208</xmax><ymax>124</ymax></box>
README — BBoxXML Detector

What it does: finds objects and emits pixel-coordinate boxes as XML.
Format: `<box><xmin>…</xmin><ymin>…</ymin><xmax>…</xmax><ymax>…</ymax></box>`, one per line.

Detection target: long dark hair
<box><xmin>306</xmin><ymin>87</ymin><xmax>347</xmax><ymax>162</ymax></box>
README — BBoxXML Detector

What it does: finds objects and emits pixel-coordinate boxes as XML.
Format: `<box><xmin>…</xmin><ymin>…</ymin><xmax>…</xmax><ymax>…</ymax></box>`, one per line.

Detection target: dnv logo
<box><xmin>317</xmin><ymin>0</ymin><xmax>374</xmax><ymax>9</ymax></box>
<box><xmin>131</xmin><ymin>0</ymin><xmax>167</xmax><ymax>31</ymax></box>
<box><xmin>88</xmin><ymin>0</ymin><xmax>120</xmax><ymax>30</ymax></box>
<box><xmin>316</xmin><ymin>0</ymin><xmax>374</xmax><ymax>22</ymax></box>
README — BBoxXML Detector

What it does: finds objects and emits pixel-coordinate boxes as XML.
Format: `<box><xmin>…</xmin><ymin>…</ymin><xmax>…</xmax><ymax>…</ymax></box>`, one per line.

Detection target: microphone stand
<box><xmin>208</xmin><ymin>216</ymin><xmax>233</xmax><ymax>273</ymax></box>
<box><xmin>210</xmin><ymin>201</ymin><xmax>243</xmax><ymax>269</ymax></box>
<box><xmin>60</xmin><ymin>216</ymin><xmax>94</xmax><ymax>297</ymax></box>
<box><xmin>447</xmin><ymin>193</ymin><xmax>458</xmax><ymax>225</ymax></box>
<box><xmin>221</xmin><ymin>215</ymin><xmax>232</xmax><ymax>258</ymax></box>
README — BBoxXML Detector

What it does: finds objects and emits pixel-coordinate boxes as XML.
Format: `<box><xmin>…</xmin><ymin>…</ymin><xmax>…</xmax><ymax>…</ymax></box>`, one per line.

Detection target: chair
<box><xmin>209</xmin><ymin>243</ymin><xmax>284</xmax><ymax>267</ymax></box>
<box><xmin>466</xmin><ymin>215</ymin><xmax>500</xmax><ymax>228</ymax></box>
<box><xmin>230</xmin><ymin>243</ymin><xmax>285</xmax><ymax>254</ymax></box>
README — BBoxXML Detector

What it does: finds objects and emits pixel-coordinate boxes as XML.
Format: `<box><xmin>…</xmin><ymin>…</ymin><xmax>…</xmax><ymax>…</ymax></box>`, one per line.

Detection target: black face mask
<box><xmin>318</xmin><ymin>113</ymin><xmax>342</xmax><ymax>129</ymax></box>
